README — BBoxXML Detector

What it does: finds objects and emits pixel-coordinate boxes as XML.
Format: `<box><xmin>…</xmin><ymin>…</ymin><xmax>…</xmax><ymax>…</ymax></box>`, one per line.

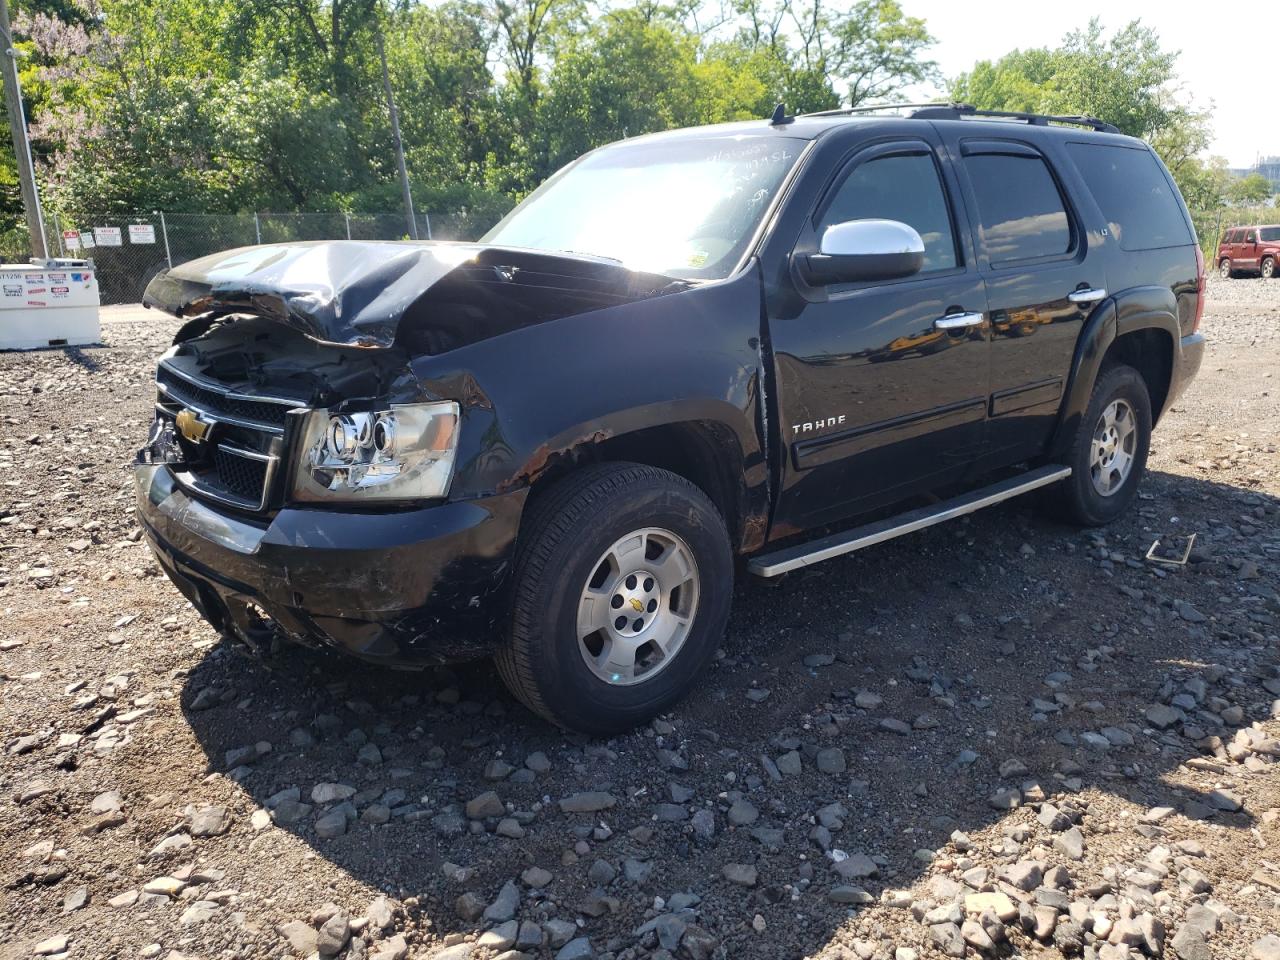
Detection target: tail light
<box><xmin>1192</xmin><ymin>246</ymin><xmax>1205</xmax><ymax>334</ymax></box>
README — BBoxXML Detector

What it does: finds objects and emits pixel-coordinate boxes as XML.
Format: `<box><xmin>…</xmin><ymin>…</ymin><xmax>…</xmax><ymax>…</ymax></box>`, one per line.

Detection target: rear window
<box><xmin>1262</xmin><ymin>227</ymin><xmax>1280</xmax><ymax>242</ymax></box>
<box><xmin>1067</xmin><ymin>143</ymin><xmax>1192</xmax><ymax>251</ymax></box>
<box><xmin>963</xmin><ymin>153</ymin><xmax>1072</xmax><ymax>263</ymax></box>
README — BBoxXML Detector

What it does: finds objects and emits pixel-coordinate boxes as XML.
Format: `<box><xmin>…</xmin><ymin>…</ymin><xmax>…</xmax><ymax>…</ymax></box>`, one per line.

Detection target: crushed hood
<box><xmin>143</xmin><ymin>240</ymin><xmax>689</xmax><ymax>350</ymax></box>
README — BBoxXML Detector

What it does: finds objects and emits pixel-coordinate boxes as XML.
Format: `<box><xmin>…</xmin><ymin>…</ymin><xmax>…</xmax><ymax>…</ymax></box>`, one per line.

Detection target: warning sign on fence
<box><xmin>63</xmin><ymin>230</ymin><xmax>81</xmax><ymax>251</ymax></box>
<box><xmin>94</xmin><ymin>226</ymin><xmax>122</xmax><ymax>247</ymax></box>
<box><xmin>128</xmin><ymin>223</ymin><xmax>156</xmax><ymax>244</ymax></box>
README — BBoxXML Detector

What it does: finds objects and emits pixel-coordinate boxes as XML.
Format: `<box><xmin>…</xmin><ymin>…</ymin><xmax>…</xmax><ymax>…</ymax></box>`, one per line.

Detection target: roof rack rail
<box><xmin>798</xmin><ymin>100</ymin><xmax>1121</xmax><ymax>134</ymax></box>
<box><xmin>912</xmin><ymin>102</ymin><xmax>1120</xmax><ymax>133</ymax></box>
<box><xmin>800</xmin><ymin>101</ymin><xmax>949</xmax><ymax>119</ymax></box>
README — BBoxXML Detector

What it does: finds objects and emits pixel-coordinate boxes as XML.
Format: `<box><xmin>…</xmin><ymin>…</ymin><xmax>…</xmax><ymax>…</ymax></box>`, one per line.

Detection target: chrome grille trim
<box><xmin>158</xmin><ymin>358</ymin><xmax>305</xmax><ymax>407</ymax></box>
<box><xmin>171</xmin><ymin>443</ymin><xmax>281</xmax><ymax>513</ymax></box>
<box><xmin>155</xmin><ymin>381</ymin><xmax>287</xmax><ymax>435</ymax></box>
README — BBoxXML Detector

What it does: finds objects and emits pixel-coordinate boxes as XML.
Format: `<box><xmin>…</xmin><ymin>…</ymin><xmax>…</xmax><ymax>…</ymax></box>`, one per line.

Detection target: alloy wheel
<box><xmin>576</xmin><ymin>527</ymin><xmax>700</xmax><ymax>686</ymax></box>
<box><xmin>1090</xmin><ymin>399</ymin><xmax>1137</xmax><ymax>496</ymax></box>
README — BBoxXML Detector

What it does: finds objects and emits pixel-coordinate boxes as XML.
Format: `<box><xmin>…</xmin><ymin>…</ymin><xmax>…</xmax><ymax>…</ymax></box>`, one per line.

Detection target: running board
<box><xmin>748</xmin><ymin>464</ymin><xmax>1072</xmax><ymax>578</ymax></box>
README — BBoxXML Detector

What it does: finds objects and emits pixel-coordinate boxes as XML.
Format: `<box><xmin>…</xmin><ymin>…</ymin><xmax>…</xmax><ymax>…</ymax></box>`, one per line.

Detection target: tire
<box><xmin>1044</xmin><ymin>364</ymin><xmax>1152</xmax><ymax>527</ymax></box>
<box><xmin>1219</xmin><ymin>258</ymin><xmax>1233</xmax><ymax>279</ymax></box>
<box><xmin>495</xmin><ymin>462</ymin><xmax>732</xmax><ymax>733</ymax></box>
<box><xmin>1263</xmin><ymin>256</ymin><xmax>1276</xmax><ymax>280</ymax></box>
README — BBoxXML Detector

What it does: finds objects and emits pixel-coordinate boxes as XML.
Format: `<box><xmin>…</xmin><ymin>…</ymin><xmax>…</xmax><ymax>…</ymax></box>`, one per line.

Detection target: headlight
<box><xmin>292</xmin><ymin>401</ymin><xmax>460</xmax><ymax>502</ymax></box>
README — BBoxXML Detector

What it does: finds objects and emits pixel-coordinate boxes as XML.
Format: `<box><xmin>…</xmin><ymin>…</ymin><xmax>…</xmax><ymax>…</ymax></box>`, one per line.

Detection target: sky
<box><xmin>899</xmin><ymin>0</ymin><xmax>1271</xmax><ymax>168</ymax></box>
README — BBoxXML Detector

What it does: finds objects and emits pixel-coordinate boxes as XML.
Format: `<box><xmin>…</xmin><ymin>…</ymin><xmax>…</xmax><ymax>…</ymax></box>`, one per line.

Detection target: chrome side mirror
<box><xmin>800</xmin><ymin>219</ymin><xmax>925</xmax><ymax>285</ymax></box>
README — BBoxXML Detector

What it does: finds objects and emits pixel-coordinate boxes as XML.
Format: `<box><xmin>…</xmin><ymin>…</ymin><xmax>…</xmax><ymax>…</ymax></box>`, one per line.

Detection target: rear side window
<box><xmin>963</xmin><ymin>153</ymin><xmax>1071</xmax><ymax>263</ymax></box>
<box><xmin>819</xmin><ymin>151</ymin><xmax>958</xmax><ymax>273</ymax></box>
<box><xmin>1067</xmin><ymin>143</ymin><xmax>1192</xmax><ymax>251</ymax></box>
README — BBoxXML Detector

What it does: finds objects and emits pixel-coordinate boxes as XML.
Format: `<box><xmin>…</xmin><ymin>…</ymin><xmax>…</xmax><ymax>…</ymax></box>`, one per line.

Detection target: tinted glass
<box><xmin>1067</xmin><ymin>143</ymin><xmax>1191</xmax><ymax>251</ymax></box>
<box><xmin>820</xmin><ymin>152</ymin><xmax>957</xmax><ymax>273</ymax></box>
<box><xmin>1261</xmin><ymin>227</ymin><xmax>1280</xmax><ymax>242</ymax></box>
<box><xmin>964</xmin><ymin>153</ymin><xmax>1071</xmax><ymax>262</ymax></box>
<box><xmin>1245</xmin><ymin>231</ymin><xmax>1256</xmax><ymax>243</ymax></box>
<box><xmin>483</xmin><ymin>135</ymin><xmax>803</xmax><ymax>280</ymax></box>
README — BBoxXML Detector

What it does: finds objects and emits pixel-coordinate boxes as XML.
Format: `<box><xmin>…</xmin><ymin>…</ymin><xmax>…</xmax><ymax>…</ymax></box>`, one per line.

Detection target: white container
<box><xmin>0</xmin><ymin>258</ymin><xmax>101</xmax><ymax>350</ymax></box>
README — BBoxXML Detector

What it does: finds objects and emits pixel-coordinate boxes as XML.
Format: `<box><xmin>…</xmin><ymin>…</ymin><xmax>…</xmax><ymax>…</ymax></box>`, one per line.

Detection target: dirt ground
<box><xmin>1</xmin><ymin>277</ymin><xmax>1278</xmax><ymax>960</ymax></box>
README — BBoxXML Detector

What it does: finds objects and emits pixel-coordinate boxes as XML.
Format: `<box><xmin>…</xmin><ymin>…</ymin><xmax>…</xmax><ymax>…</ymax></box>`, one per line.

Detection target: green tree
<box><xmin>797</xmin><ymin>0</ymin><xmax>936</xmax><ymax>105</ymax></box>
<box><xmin>1227</xmin><ymin>172</ymin><xmax>1274</xmax><ymax>206</ymax></box>
<box><xmin>7</xmin><ymin>0</ymin><xmax>944</xmax><ymax>231</ymax></box>
<box><xmin>729</xmin><ymin>0</ymin><xmax>934</xmax><ymax>109</ymax></box>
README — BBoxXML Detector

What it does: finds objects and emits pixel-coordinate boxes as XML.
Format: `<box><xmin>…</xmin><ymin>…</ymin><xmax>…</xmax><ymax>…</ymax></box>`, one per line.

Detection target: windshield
<box><xmin>1260</xmin><ymin>227</ymin><xmax>1280</xmax><ymax>242</ymax></box>
<box><xmin>482</xmin><ymin>135</ymin><xmax>805</xmax><ymax>280</ymax></box>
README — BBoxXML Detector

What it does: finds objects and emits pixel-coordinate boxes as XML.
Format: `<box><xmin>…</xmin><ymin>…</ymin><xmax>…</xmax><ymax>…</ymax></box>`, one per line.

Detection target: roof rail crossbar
<box><xmin>796</xmin><ymin>100</ymin><xmax>1120</xmax><ymax>134</ymax></box>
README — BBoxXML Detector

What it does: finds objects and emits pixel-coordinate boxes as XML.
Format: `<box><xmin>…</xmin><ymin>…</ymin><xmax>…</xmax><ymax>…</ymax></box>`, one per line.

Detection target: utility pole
<box><xmin>0</xmin><ymin>0</ymin><xmax>46</xmax><ymax>259</ymax></box>
<box><xmin>376</xmin><ymin>28</ymin><xmax>418</xmax><ymax>241</ymax></box>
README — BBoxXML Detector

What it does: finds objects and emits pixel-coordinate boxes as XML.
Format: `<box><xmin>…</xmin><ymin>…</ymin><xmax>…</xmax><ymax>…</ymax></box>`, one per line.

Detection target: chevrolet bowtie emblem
<box><xmin>629</xmin><ymin>597</ymin><xmax>644</xmax><ymax>612</ymax></box>
<box><xmin>175</xmin><ymin>409</ymin><xmax>211</xmax><ymax>444</ymax></box>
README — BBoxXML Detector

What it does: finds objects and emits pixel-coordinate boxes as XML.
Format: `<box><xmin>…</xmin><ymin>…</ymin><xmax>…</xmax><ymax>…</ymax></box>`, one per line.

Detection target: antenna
<box><xmin>769</xmin><ymin>103</ymin><xmax>793</xmax><ymax>126</ymax></box>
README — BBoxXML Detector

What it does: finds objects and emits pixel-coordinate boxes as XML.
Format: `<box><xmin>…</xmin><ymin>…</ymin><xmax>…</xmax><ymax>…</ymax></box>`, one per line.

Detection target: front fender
<box><xmin>407</xmin><ymin>262</ymin><xmax>768</xmax><ymax>537</ymax></box>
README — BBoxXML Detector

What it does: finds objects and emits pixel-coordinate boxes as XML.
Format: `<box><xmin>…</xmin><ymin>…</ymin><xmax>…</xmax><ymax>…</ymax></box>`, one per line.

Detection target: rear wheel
<box><xmin>1263</xmin><ymin>256</ymin><xmax>1275</xmax><ymax>279</ymax></box>
<box><xmin>1219</xmin><ymin>258</ymin><xmax>1233</xmax><ymax>279</ymax></box>
<box><xmin>1043</xmin><ymin>364</ymin><xmax>1152</xmax><ymax>526</ymax></box>
<box><xmin>495</xmin><ymin>463</ymin><xmax>732</xmax><ymax>733</ymax></box>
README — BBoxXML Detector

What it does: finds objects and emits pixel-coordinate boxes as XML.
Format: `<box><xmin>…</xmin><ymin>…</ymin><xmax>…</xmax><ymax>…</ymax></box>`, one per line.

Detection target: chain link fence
<box><xmin>1</xmin><ymin>211</ymin><xmax>445</xmax><ymax>305</ymax></box>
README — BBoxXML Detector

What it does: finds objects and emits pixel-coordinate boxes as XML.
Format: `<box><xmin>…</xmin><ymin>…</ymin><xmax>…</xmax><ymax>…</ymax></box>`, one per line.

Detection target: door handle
<box><xmin>1068</xmin><ymin>287</ymin><xmax>1107</xmax><ymax>304</ymax></box>
<box><xmin>934</xmin><ymin>311</ymin><xmax>984</xmax><ymax>331</ymax></box>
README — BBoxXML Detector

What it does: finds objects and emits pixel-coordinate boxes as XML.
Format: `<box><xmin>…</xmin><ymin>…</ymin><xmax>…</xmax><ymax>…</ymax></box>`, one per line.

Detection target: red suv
<box><xmin>1217</xmin><ymin>225</ymin><xmax>1279</xmax><ymax>278</ymax></box>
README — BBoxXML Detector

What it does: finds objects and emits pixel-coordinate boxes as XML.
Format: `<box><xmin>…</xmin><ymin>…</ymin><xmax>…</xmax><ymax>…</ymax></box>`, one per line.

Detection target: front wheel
<box><xmin>1043</xmin><ymin>364</ymin><xmax>1152</xmax><ymax>527</ymax></box>
<box><xmin>1220</xmin><ymin>258</ymin><xmax>1233</xmax><ymax>279</ymax></box>
<box><xmin>496</xmin><ymin>463</ymin><xmax>732</xmax><ymax>733</ymax></box>
<box><xmin>1263</xmin><ymin>256</ymin><xmax>1275</xmax><ymax>279</ymax></box>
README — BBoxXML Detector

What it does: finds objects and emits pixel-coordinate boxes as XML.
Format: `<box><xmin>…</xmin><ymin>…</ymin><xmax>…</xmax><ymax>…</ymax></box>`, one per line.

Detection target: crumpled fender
<box><xmin>142</xmin><ymin>240</ymin><xmax>688</xmax><ymax>349</ymax></box>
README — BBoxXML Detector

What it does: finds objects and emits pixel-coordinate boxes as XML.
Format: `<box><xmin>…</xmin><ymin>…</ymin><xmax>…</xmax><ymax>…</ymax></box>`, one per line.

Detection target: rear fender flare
<box><xmin>1049</xmin><ymin>290</ymin><xmax>1179</xmax><ymax>458</ymax></box>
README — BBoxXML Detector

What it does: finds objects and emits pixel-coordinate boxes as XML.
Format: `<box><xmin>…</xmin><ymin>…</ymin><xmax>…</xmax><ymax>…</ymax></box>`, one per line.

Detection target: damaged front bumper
<box><xmin>134</xmin><ymin>462</ymin><xmax>525</xmax><ymax>665</ymax></box>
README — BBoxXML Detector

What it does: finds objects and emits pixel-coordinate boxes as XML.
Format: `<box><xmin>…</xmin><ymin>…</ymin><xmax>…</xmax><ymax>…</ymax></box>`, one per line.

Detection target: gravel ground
<box><xmin>1</xmin><ymin>277</ymin><xmax>1278</xmax><ymax>960</ymax></box>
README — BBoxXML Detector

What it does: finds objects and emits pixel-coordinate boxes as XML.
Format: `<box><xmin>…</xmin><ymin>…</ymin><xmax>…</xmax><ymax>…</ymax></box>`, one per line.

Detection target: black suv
<box><xmin>136</xmin><ymin>103</ymin><xmax>1206</xmax><ymax>732</ymax></box>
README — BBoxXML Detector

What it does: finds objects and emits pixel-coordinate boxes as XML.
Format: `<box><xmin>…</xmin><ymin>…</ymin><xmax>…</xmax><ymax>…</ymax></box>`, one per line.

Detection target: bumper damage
<box><xmin>134</xmin><ymin>463</ymin><xmax>525</xmax><ymax>665</ymax></box>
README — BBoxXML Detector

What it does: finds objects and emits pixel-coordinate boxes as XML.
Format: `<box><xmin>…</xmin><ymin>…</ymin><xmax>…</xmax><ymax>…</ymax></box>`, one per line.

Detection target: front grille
<box><xmin>158</xmin><ymin>366</ymin><xmax>292</xmax><ymax>428</ymax></box>
<box><xmin>152</xmin><ymin>359</ymin><xmax>303</xmax><ymax>512</ymax></box>
<box><xmin>214</xmin><ymin>447</ymin><xmax>270</xmax><ymax>502</ymax></box>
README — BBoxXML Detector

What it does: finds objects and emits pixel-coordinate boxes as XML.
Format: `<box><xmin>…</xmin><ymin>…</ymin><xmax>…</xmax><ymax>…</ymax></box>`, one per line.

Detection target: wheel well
<box><xmin>526</xmin><ymin>421</ymin><xmax>747</xmax><ymax>546</ymax></box>
<box><xmin>1102</xmin><ymin>328</ymin><xmax>1173</xmax><ymax>422</ymax></box>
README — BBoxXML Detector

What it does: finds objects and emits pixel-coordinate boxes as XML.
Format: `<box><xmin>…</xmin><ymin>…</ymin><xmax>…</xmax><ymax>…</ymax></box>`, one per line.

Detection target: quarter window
<box><xmin>963</xmin><ymin>153</ymin><xmax>1072</xmax><ymax>263</ymax></box>
<box><xmin>1067</xmin><ymin>143</ymin><xmax>1192</xmax><ymax>251</ymax></box>
<box><xmin>819</xmin><ymin>151</ymin><xmax>958</xmax><ymax>273</ymax></box>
